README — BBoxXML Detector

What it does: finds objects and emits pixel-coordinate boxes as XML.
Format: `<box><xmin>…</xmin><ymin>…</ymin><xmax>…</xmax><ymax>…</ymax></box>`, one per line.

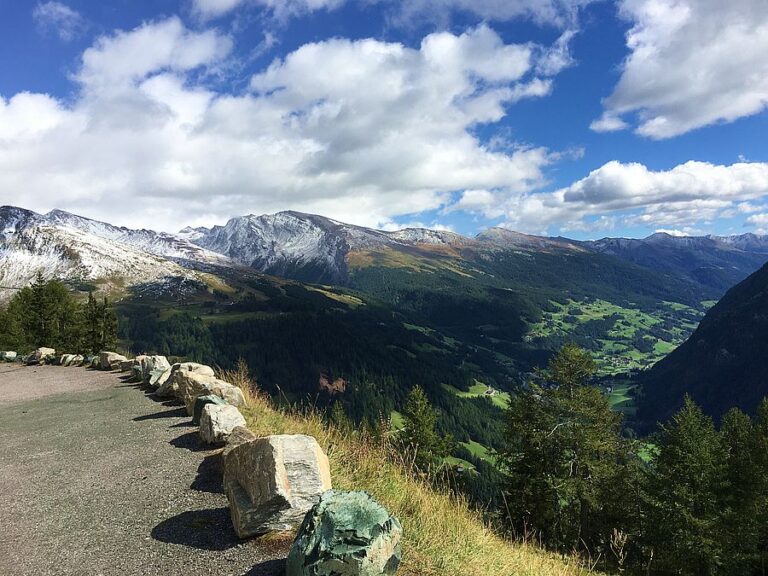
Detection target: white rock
<box><xmin>199</xmin><ymin>404</ymin><xmax>247</xmax><ymax>445</ymax></box>
<box><xmin>99</xmin><ymin>351</ymin><xmax>128</xmax><ymax>370</ymax></box>
<box><xmin>176</xmin><ymin>370</ymin><xmax>245</xmax><ymax>415</ymax></box>
<box><xmin>223</xmin><ymin>434</ymin><xmax>332</xmax><ymax>538</ymax></box>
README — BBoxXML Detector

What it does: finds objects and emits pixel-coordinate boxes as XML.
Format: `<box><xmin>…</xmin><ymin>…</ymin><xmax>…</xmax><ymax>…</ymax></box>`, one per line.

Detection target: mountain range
<box><xmin>4</xmin><ymin>205</ymin><xmax>768</xmax><ymax>298</ymax></box>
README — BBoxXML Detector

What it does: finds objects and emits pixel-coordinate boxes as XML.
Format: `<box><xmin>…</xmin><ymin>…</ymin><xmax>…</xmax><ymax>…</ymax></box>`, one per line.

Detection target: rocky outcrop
<box><xmin>199</xmin><ymin>404</ymin><xmax>246</xmax><ymax>445</ymax></box>
<box><xmin>192</xmin><ymin>394</ymin><xmax>227</xmax><ymax>425</ymax></box>
<box><xmin>319</xmin><ymin>371</ymin><xmax>347</xmax><ymax>395</ymax></box>
<box><xmin>287</xmin><ymin>490</ymin><xmax>402</xmax><ymax>576</ymax></box>
<box><xmin>223</xmin><ymin>434</ymin><xmax>332</xmax><ymax>538</ymax></box>
<box><xmin>99</xmin><ymin>351</ymin><xmax>128</xmax><ymax>371</ymax></box>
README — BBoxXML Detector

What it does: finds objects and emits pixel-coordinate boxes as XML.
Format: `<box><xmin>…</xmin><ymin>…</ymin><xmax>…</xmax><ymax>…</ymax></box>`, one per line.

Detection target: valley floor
<box><xmin>0</xmin><ymin>364</ymin><xmax>289</xmax><ymax>576</ymax></box>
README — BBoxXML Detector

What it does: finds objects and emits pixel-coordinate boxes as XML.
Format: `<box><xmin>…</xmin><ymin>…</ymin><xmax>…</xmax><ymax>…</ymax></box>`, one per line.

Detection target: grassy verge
<box><xmin>221</xmin><ymin>363</ymin><xmax>598</xmax><ymax>576</ymax></box>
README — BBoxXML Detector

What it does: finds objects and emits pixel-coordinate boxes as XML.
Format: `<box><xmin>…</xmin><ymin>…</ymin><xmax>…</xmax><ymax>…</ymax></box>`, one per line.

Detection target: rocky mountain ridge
<box><xmin>4</xmin><ymin>204</ymin><xmax>768</xmax><ymax>299</ymax></box>
<box><xmin>0</xmin><ymin>206</ymin><xmax>233</xmax><ymax>302</ymax></box>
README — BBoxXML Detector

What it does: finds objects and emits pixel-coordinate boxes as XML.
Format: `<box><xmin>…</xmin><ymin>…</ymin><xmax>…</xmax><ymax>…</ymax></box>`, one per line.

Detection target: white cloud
<box><xmin>747</xmin><ymin>213</ymin><xmax>768</xmax><ymax>228</ymax></box>
<box><xmin>594</xmin><ymin>0</ymin><xmax>768</xmax><ymax>139</ymax></box>
<box><xmin>192</xmin><ymin>0</ymin><xmax>344</xmax><ymax>20</ymax></box>
<box><xmin>454</xmin><ymin>160</ymin><xmax>768</xmax><ymax>234</ymax></box>
<box><xmin>380</xmin><ymin>0</ymin><xmax>595</xmax><ymax>29</ymax></box>
<box><xmin>33</xmin><ymin>1</ymin><xmax>86</xmax><ymax>41</ymax></box>
<box><xmin>0</xmin><ymin>20</ymin><xmax>564</xmax><ymax>232</ymax></box>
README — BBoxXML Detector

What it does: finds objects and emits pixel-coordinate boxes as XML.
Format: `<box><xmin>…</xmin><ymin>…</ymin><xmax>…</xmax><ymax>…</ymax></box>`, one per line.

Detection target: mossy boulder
<box><xmin>287</xmin><ymin>490</ymin><xmax>402</xmax><ymax>576</ymax></box>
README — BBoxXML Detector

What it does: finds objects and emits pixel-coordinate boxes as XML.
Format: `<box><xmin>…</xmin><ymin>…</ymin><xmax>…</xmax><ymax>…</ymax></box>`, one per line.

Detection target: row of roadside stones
<box><xmin>101</xmin><ymin>350</ymin><xmax>403</xmax><ymax>575</ymax></box>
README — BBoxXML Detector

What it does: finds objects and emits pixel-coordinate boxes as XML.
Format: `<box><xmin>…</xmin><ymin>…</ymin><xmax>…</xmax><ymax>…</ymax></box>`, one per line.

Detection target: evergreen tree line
<box><xmin>497</xmin><ymin>343</ymin><xmax>768</xmax><ymax>575</ymax></box>
<box><xmin>0</xmin><ymin>273</ymin><xmax>117</xmax><ymax>354</ymax></box>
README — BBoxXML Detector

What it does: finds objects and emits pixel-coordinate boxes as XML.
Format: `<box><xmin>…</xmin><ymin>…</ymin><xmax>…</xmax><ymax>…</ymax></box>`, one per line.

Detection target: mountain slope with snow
<box><xmin>0</xmin><ymin>206</ymin><xmax>234</xmax><ymax>303</ymax></box>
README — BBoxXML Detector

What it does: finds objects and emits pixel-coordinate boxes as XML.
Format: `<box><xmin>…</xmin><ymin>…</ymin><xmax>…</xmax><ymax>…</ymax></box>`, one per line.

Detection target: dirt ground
<box><xmin>0</xmin><ymin>364</ymin><xmax>290</xmax><ymax>576</ymax></box>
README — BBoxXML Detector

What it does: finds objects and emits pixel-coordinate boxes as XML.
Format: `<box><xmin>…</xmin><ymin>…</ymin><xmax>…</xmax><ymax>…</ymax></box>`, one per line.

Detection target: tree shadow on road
<box><xmin>152</xmin><ymin>507</ymin><xmax>238</xmax><ymax>550</ymax></box>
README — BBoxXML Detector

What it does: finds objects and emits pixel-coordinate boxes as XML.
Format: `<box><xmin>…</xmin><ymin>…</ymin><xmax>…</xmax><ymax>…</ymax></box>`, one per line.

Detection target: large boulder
<box><xmin>287</xmin><ymin>491</ymin><xmax>402</xmax><ymax>576</ymax></box>
<box><xmin>119</xmin><ymin>359</ymin><xmax>135</xmax><ymax>372</ymax></box>
<box><xmin>59</xmin><ymin>354</ymin><xmax>78</xmax><ymax>367</ymax></box>
<box><xmin>149</xmin><ymin>367</ymin><xmax>171</xmax><ymax>388</ymax></box>
<box><xmin>200</xmin><ymin>404</ymin><xmax>247</xmax><ymax>445</ymax></box>
<box><xmin>27</xmin><ymin>347</ymin><xmax>55</xmax><ymax>365</ymax></box>
<box><xmin>222</xmin><ymin>426</ymin><xmax>258</xmax><ymax>460</ymax></box>
<box><xmin>99</xmin><ymin>351</ymin><xmax>128</xmax><ymax>371</ymax></box>
<box><xmin>156</xmin><ymin>362</ymin><xmax>216</xmax><ymax>398</ymax></box>
<box><xmin>141</xmin><ymin>355</ymin><xmax>171</xmax><ymax>385</ymax></box>
<box><xmin>1</xmin><ymin>351</ymin><xmax>17</xmax><ymax>362</ymax></box>
<box><xmin>223</xmin><ymin>434</ymin><xmax>332</xmax><ymax>538</ymax></box>
<box><xmin>177</xmin><ymin>371</ymin><xmax>245</xmax><ymax>415</ymax></box>
<box><xmin>192</xmin><ymin>394</ymin><xmax>227</xmax><ymax>425</ymax></box>
<box><xmin>69</xmin><ymin>354</ymin><xmax>85</xmax><ymax>367</ymax></box>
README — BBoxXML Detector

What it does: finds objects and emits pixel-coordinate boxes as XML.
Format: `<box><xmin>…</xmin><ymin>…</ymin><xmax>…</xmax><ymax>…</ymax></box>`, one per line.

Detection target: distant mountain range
<box><xmin>184</xmin><ymin>209</ymin><xmax>768</xmax><ymax>291</ymax></box>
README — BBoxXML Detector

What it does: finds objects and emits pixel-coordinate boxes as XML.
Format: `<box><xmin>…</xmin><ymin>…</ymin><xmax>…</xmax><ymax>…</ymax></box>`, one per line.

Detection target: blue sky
<box><xmin>0</xmin><ymin>0</ymin><xmax>767</xmax><ymax>238</ymax></box>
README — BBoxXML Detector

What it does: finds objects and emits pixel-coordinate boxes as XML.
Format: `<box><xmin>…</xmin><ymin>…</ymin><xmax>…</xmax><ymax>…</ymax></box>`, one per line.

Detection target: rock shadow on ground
<box><xmin>151</xmin><ymin>508</ymin><xmax>238</xmax><ymax>551</ymax></box>
<box><xmin>191</xmin><ymin>453</ymin><xmax>223</xmax><ymax>494</ymax></box>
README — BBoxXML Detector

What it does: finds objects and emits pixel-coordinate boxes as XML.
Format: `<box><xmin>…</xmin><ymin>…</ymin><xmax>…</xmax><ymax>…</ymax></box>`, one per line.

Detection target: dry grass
<box><xmin>219</xmin><ymin>361</ymin><xmax>600</xmax><ymax>576</ymax></box>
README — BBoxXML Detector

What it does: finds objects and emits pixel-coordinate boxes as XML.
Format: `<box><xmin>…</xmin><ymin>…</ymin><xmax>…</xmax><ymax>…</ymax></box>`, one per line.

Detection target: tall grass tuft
<box><xmin>221</xmin><ymin>361</ymin><xmax>598</xmax><ymax>576</ymax></box>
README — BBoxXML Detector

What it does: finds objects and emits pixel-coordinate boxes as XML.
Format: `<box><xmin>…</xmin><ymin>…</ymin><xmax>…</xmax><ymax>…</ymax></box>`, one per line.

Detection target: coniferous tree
<box><xmin>400</xmin><ymin>385</ymin><xmax>453</xmax><ymax>469</ymax></box>
<box><xmin>498</xmin><ymin>344</ymin><xmax>637</xmax><ymax>558</ymax></box>
<box><xmin>643</xmin><ymin>396</ymin><xmax>727</xmax><ymax>575</ymax></box>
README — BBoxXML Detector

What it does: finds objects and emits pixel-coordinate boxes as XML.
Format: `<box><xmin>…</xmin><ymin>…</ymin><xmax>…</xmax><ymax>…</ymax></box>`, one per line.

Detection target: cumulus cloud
<box><xmin>0</xmin><ymin>20</ymin><xmax>564</xmax><ymax>231</ymax></box>
<box><xmin>453</xmin><ymin>161</ymin><xmax>768</xmax><ymax>234</ymax></box>
<box><xmin>593</xmin><ymin>0</ymin><xmax>768</xmax><ymax>139</ymax></box>
<box><xmin>33</xmin><ymin>1</ymin><xmax>86</xmax><ymax>41</ymax></box>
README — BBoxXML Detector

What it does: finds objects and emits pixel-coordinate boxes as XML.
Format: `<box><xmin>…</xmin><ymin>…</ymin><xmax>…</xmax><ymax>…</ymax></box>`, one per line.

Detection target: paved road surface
<box><xmin>0</xmin><ymin>363</ymin><xmax>289</xmax><ymax>576</ymax></box>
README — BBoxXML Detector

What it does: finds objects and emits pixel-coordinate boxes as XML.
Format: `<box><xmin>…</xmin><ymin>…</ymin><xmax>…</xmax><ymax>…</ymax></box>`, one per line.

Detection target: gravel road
<box><xmin>0</xmin><ymin>364</ymin><xmax>290</xmax><ymax>576</ymax></box>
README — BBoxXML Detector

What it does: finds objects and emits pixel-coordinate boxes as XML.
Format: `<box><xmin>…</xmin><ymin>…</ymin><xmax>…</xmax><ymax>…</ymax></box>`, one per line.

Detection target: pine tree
<box><xmin>643</xmin><ymin>396</ymin><xmax>727</xmax><ymax>575</ymax></box>
<box><xmin>498</xmin><ymin>344</ymin><xmax>636</xmax><ymax>558</ymax></box>
<box><xmin>718</xmin><ymin>407</ymin><xmax>765</xmax><ymax>575</ymax></box>
<box><xmin>400</xmin><ymin>385</ymin><xmax>453</xmax><ymax>469</ymax></box>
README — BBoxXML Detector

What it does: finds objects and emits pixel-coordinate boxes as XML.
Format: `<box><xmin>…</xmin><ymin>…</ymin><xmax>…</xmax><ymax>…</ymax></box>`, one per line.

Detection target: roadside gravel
<box><xmin>0</xmin><ymin>364</ymin><xmax>290</xmax><ymax>576</ymax></box>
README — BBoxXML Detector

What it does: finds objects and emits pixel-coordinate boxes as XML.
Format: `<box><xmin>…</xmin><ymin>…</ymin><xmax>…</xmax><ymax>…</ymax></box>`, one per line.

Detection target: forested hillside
<box><xmin>639</xmin><ymin>260</ymin><xmax>768</xmax><ymax>428</ymax></box>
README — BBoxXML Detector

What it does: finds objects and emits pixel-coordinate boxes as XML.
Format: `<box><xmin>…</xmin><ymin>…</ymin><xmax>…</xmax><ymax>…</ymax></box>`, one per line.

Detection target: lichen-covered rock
<box><xmin>287</xmin><ymin>491</ymin><xmax>402</xmax><ymax>576</ymax></box>
<box><xmin>27</xmin><ymin>347</ymin><xmax>55</xmax><ymax>365</ymax></box>
<box><xmin>99</xmin><ymin>351</ymin><xmax>128</xmax><ymax>371</ymax></box>
<box><xmin>200</xmin><ymin>404</ymin><xmax>247</xmax><ymax>445</ymax></box>
<box><xmin>59</xmin><ymin>354</ymin><xmax>76</xmax><ymax>366</ymax></box>
<box><xmin>193</xmin><ymin>394</ymin><xmax>227</xmax><ymax>425</ymax></box>
<box><xmin>0</xmin><ymin>351</ymin><xmax>17</xmax><ymax>362</ymax></box>
<box><xmin>224</xmin><ymin>434</ymin><xmax>332</xmax><ymax>538</ymax></box>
